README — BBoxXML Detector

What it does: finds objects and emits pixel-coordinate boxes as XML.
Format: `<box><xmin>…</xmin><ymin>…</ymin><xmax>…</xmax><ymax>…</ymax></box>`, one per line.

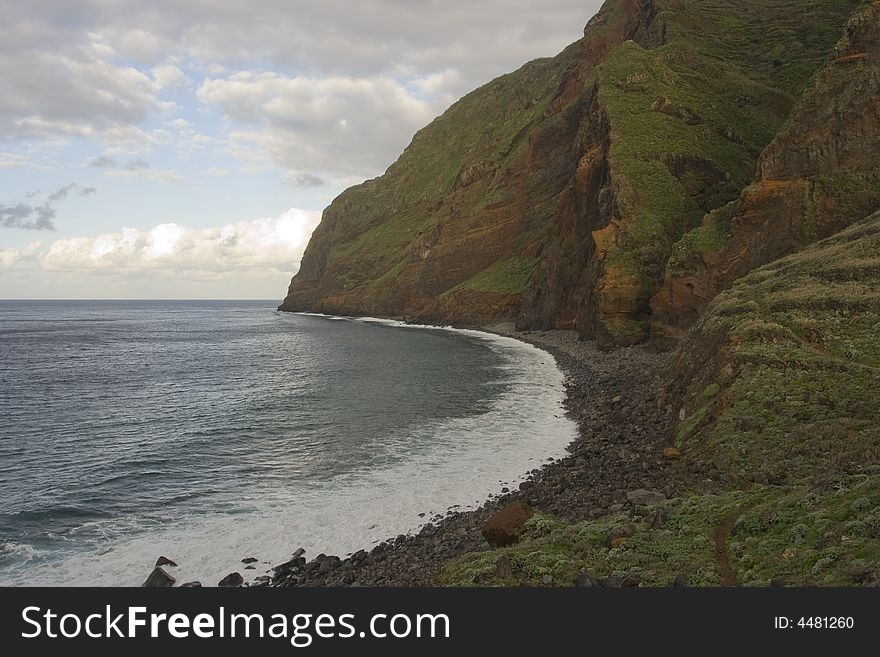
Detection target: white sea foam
<box><xmin>13</xmin><ymin>314</ymin><xmax>576</xmax><ymax>586</ymax></box>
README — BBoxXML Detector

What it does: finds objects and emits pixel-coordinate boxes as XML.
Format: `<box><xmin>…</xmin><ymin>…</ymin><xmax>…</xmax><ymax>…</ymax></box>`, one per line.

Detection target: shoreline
<box><xmin>269</xmin><ymin>320</ymin><xmax>697</xmax><ymax>587</ymax></box>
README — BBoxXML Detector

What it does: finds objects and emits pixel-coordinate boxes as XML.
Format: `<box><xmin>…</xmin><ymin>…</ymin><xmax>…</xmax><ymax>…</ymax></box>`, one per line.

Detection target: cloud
<box><xmin>199</xmin><ymin>72</ymin><xmax>442</xmax><ymax>177</ymax></box>
<box><xmin>105</xmin><ymin>167</ymin><xmax>183</xmax><ymax>183</ymax></box>
<box><xmin>125</xmin><ymin>158</ymin><xmax>151</xmax><ymax>171</ymax></box>
<box><xmin>1</xmin><ymin>183</ymin><xmax>96</xmax><ymax>231</ymax></box>
<box><xmin>0</xmin><ymin>202</ymin><xmax>56</xmax><ymax>231</ymax></box>
<box><xmin>1</xmin><ymin>1</ymin><xmax>600</xmax><ymax>182</ymax></box>
<box><xmin>0</xmin><ymin>152</ymin><xmax>33</xmax><ymax>168</ymax></box>
<box><xmin>47</xmin><ymin>183</ymin><xmax>96</xmax><ymax>202</ymax></box>
<box><xmin>286</xmin><ymin>172</ymin><xmax>325</xmax><ymax>188</ymax></box>
<box><xmin>89</xmin><ymin>156</ymin><xmax>183</xmax><ymax>182</ymax></box>
<box><xmin>0</xmin><ymin>247</ymin><xmax>21</xmax><ymax>268</ymax></box>
<box><xmin>88</xmin><ymin>155</ymin><xmax>118</xmax><ymax>168</ymax></box>
<box><xmin>30</xmin><ymin>209</ymin><xmax>320</xmax><ymax>275</ymax></box>
<box><xmin>152</xmin><ymin>63</ymin><xmax>186</xmax><ymax>89</ymax></box>
<box><xmin>0</xmin><ymin>52</ymin><xmax>169</xmax><ymax>143</ymax></box>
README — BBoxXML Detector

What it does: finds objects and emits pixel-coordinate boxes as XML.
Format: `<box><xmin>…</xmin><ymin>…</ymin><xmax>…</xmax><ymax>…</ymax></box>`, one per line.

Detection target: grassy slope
<box><xmin>320</xmin><ymin>51</ymin><xmax>576</xmax><ymax>296</ymax></box>
<box><xmin>442</xmin><ymin>212</ymin><xmax>880</xmax><ymax>587</ymax></box>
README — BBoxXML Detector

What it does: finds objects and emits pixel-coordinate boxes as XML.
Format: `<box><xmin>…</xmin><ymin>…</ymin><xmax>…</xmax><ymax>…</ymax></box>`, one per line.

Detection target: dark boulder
<box><xmin>318</xmin><ymin>556</ymin><xmax>341</xmax><ymax>574</ymax></box>
<box><xmin>482</xmin><ymin>501</ymin><xmax>533</xmax><ymax>547</ymax></box>
<box><xmin>142</xmin><ymin>567</ymin><xmax>175</xmax><ymax>588</ymax></box>
<box><xmin>218</xmin><ymin>572</ymin><xmax>244</xmax><ymax>587</ymax></box>
<box><xmin>155</xmin><ymin>556</ymin><xmax>177</xmax><ymax>568</ymax></box>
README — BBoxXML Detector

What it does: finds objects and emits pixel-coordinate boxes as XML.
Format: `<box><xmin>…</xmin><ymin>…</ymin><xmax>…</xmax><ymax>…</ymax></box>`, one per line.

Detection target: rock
<box><xmin>626</xmin><ymin>489</ymin><xmax>666</xmax><ymax>506</ymax></box>
<box><xmin>622</xmin><ymin>575</ymin><xmax>641</xmax><ymax>587</ymax></box>
<box><xmin>292</xmin><ymin>548</ymin><xmax>306</xmax><ymax>558</ymax></box>
<box><xmin>481</xmin><ymin>501</ymin><xmax>533</xmax><ymax>547</ymax></box>
<box><xmin>155</xmin><ymin>556</ymin><xmax>177</xmax><ymax>568</ymax></box>
<box><xmin>142</xmin><ymin>567</ymin><xmax>175</xmax><ymax>588</ymax></box>
<box><xmin>252</xmin><ymin>576</ymin><xmax>271</xmax><ymax>587</ymax></box>
<box><xmin>673</xmin><ymin>574</ymin><xmax>690</xmax><ymax>587</ymax></box>
<box><xmin>574</xmin><ymin>572</ymin><xmax>598</xmax><ymax>588</ymax></box>
<box><xmin>245</xmin><ymin>565</ymin><xmax>255</xmax><ymax>570</ymax></box>
<box><xmin>272</xmin><ymin>558</ymin><xmax>303</xmax><ymax>582</ymax></box>
<box><xmin>218</xmin><ymin>572</ymin><xmax>244</xmax><ymax>587</ymax></box>
<box><xmin>610</xmin><ymin>537</ymin><xmax>627</xmax><ymax>549</ymax></box>
<box><xmin>318</xmin><ymin>556</ymin><xmax>341</xmax><ymax>574</ymax></box>
<box><xmin>495</xmin><ymin>555</ymin><xmax>514</xmax><ymax>579</ymax></box>
<box><xmin>542</xmin><ymin>574</ymin><xmax>553</xmax><ymax>586</ymax></box>
<box><xmin>600</xmin><ymin>576</ymin><xmax>624</xmax><ymax>588</ymax></box>
<box><xmin>606</xmin><ymin>524</ymin><xmax>636</xmax><ymax>546</ymax></box>
<box><xmin>241</xmin><ymin>557</ymin><xmax>258</xmax><ymax>564</ymax></box>
<box><xmin>663</xmin><ymin>447</ymin><xmax>681</xmax><ymax>460</ymax></box>
<box><xmin>180</xmin><ymin>581</ymin><xmax>202</xmax><ymax>588</ymax></box>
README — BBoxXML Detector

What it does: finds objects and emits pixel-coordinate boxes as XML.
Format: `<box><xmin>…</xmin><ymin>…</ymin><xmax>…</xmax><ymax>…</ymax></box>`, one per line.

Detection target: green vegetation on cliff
<box><xmin>442</xmin><ymin>212</ymin><xmax>880</xmax><ymax>587</ymax></box>
<box><xmin>654</xmin><ymin>0</ymin><xmax>880</xmax><ymax>345</ymax></box>
<box><xmin>588</xmin><ymin>0</ymin><xmax>862</xmax><ymax>344</ymax></box>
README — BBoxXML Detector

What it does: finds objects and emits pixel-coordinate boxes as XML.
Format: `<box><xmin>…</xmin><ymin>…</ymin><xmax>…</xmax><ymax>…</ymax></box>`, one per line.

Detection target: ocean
<box><xmin>0</xmin><ymin>300</ymin><xmax>576</xmax><ymax>586</ymax></box>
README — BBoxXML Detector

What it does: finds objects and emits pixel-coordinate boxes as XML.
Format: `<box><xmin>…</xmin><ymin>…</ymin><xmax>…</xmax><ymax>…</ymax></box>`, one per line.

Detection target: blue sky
<box><xmin>0</xmin><ymin>0</ymin><xmax>601</xmax><ymax>299</ymax></box>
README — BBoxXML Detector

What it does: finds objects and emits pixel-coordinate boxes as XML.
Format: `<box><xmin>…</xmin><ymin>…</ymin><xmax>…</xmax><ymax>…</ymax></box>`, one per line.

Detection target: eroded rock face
<box><xmin>651</xmin><ymin>2</ymin><xmax>880</xmax><ymax>348</ymax></box>
<box><xmin>280</xmin><ymin>0</ymin><xmax>861</xmax><ymax>348</ymax></box>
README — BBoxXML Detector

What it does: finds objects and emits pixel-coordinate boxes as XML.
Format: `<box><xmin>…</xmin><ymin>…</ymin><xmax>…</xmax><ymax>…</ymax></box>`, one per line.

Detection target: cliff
<box><xmin>651</xmin><ymin>1</ymin><xmax>880</xmax><ymax>347</ymax></box>
<box><xmin>280</xmin><ymin>0</ymin><xmax>861</xmax><ymax>348</ymax></box>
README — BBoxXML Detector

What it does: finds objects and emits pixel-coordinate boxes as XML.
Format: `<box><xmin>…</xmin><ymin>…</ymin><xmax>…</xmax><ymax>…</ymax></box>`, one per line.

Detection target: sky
<box><xmin>0</xmin><ymin>0</ymin><xmax>602</xmax><ymax>299</ymax></box>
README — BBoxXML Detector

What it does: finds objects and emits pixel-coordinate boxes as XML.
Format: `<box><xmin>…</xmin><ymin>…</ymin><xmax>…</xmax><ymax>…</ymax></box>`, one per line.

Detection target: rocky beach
<box><xmin>266</xmin><ymin>328</ymin><xmax>693</xmax><ymax>588</ymax></box>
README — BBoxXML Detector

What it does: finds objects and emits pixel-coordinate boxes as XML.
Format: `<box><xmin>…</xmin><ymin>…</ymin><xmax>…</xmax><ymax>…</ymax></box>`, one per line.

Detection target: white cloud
<box><xmin>0</xmin><ymin>152</ymin><xmax>33</xmax><ymax>168</ymax></box>
<box><xmin>0</xmin><ymin>1</ymin><xmax>601</xmax><ymax>180</ymax></box>
<box><xmin>33</xmin><ymin>208</ymin><xmax>320</xmax><ymax>275</ymax></box>
<box><xmin>153</xmin><ymin>63</ymin><xmax>187</xmax><ymax>90</ymax></box>
<box><xmin>105</xmin><ymin>168</ymin><xmax>183</xmax><ymax>183</ymax></box>
<box><xmin>198</xmin><ymin>72</ymin><xmax>442</xmax><ymax>177</ymax></box>
<box><xmin>0</xmin><ymin>52</ymin><xmax>165</xmax><ymax>142</ymax></box>
<box><xmin>169</xmin><ymin>118</ymin><xmax>192</xmax><ymax>131</ymax></box>
<box><xmin>0</xmin><ymin>247</ymin><xmax>21</xmax><ymax>268</ymax></box>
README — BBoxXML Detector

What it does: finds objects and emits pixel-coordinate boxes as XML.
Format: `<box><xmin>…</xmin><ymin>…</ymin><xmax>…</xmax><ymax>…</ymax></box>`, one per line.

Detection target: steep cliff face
<box><xmin>281</xmin><ymin>0</ymin><xmax>860</xmax><ymax>348</ymax></box>
<box><xmin>651</xmin><ymin>1</ymin><xmax>880</xmax><ymax>348</ymax></box>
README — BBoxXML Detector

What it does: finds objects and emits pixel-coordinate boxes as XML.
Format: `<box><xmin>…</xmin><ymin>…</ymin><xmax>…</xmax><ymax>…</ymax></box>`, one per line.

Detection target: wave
<box><xmin>3</xmin><ymin>309</ymin><xmax>577</xmax><ymax>586</ymax></box>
